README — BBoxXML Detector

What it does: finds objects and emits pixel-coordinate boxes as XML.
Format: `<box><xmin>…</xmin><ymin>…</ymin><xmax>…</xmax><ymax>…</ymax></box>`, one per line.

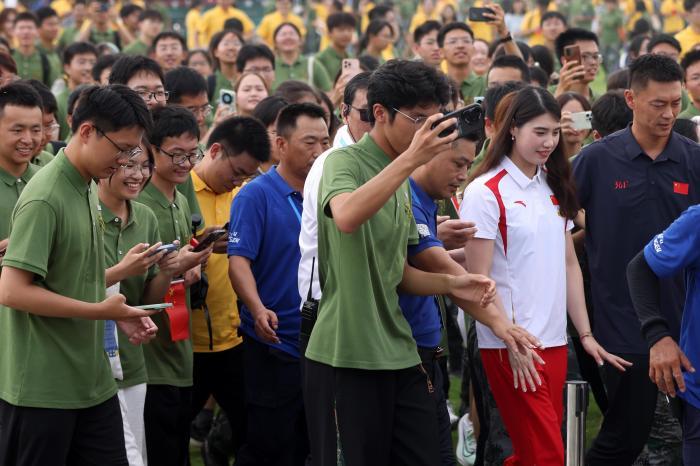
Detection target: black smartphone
<box><xmin>431</xmin><ymin>104</ymin><xmax>484</xmax><ymax>139</ymax></box>
<box><xmin>193</xmin><ymin>229</ymin><xmax>227</xmax><ymax>252</ymax></box>
<box><xmin>149</xmin><ymin>243</ymin><xmax>177</xmax><ymax>257</ymax></box>
<box><xmin>469</xmin><ymin>7</ymin><xmax>495</xmax><ymax>22</ymax></box>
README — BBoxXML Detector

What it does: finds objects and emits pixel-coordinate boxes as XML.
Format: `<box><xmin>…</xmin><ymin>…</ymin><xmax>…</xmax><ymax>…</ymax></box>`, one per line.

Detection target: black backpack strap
<box><xmin>39</xmin><ymin>51</ymin><xmax>50</xmax><ymax>86</ymax></box>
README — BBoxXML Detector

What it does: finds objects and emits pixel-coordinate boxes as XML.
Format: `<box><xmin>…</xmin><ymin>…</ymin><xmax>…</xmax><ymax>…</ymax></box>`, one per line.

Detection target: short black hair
<box><xmin>327</xmin><ymin>11</ymin><xmax>356</xmax><ymax>31</ymax></box>
<box><xmin>530</xmin><ymin>44</ymin><xmax>554</xmax><ymax>77</ymax></box>
<box><xmin>367</xmin><ymin>59</ymin><xmax>451</xmax><ymax>125</ymax></box>
<box><xmin>274</xmin><ymin>80</ymin><xmax>319</xmax><ymax>104</ymax></box>
<box><xmin>647</xmin><ymin>33</ymin><xmax>682</xmax><ymax>54</ymax></box>
<box><xmin>235</xmin><ymin>43</ymin><xmax>274</xmax><ymax>73</ymax></box>
<box><xmin>252</xmin><ymin>95</ymin><xmax>288</xmax><ymax>128</ymax></box>
<box><xmin>148</xmin><ymin>105</ymin><xmax>198</xmax><ymax>147</ymax></box>
<box><xmin>483</xmin><ymin>81</ymin><xmax>527</xmax><ymax>121</ymax></box>
<box><xmin>555</xmin><ymin>28</ymin><xmax>599</xmax><ymax>62</ymax></box>
<box><xmin>71</xmin><ymin>84</ymin><xmax>153</xmax><ymax>134</ymax></box>
<box><xmin>629</xmin><ymin>53</ymin><xmax>683</xmax><ymax>90</ymax></box>
<box><xmin>164</xmin><ymin>66</ymin><xmax>207</xmax><ymax>103</ymax></box>
<box><xmin>591</xmin><ymin>89</ymin><xmax>632</xmax><ymax>137</ymax></box>
<box><xmin>14</xmin><ymin>11</ymin><xmax>39</xmax><ymax>27</ymax></box>
<box><xmin>541</xmin><ymin>11</ymin><xmax>566</xmax><ymax>26</ymax></box>
<box><xmin>606</xmin><ymin>67</ymin><xmax>629</xmax><ymax>90</ymax></box>
<box><xmin>673</xmin><ymin>118</ymin><xmax>699</xmax><ymax>142</ymax></box>
<box><xmin>343</xmin><ymin>71</ymin><xmax>371</xmax><ymax>106</ymax></box>
<box><xmin>438</xmin><ymin>22</ymin><xmax>474</xmax><ymax>47</ymax></box>
<box><xmin>273</xmin><ymin>22</ymin><xmax>303</xmax><ymax>43</ymax></box>
<box><xmin>684</xmin><ymin>0</ymin><xmax>700</xmax><ymax>12</ymax></box>
<box><xmin>491</xmin><ymin>40</ymin><xmax>533</xmax><ymax>64</ymax></box>
<box><xmin>26</xmin><ymin>79</ymin><xmax>57</xmax><ymax>115</ymax></box>
<box><xmin>489</xmin><ymin>55</ymin><xmax>530</xmax><ymax>83</ymax></box>
<box><xmin>276</xmin><ymin>102</ymin><xmax>326</xmax><ymax>138</ymax></box>
<box><xmin>92</xmin><ymin>53</ymin><xmax>120</xmax><ymax>82</ymax></box>
<box><xmin>63</xmin><ymin>41</ymin><xmax>98</xmax><ymax>65</ymax></box>
<box><xmin>223</xmin><ymin>18</ymin><xmax>244</xmax><ymax>33</ymax></box>
<box><xmin>139</xmin><ymin>9</ymin><xmax>163</xmax><ymax>22</ymax></box>
<box><xmin>414</xmin><ymin>20</ymin><xmax>441</xmax><ymax>44</ymax></box>
<box><xmin>368</xmin><ymin>4</ymin><xmax>393</xmax><ymax>21</ymax></box>
<box><xmin>152</xmin><ymin>31</ymin><xmax>187</xmax><ymax>53</ymax></box>
<box><xmin>683</xmin><ymin>50</ymin><xmax>700</xmax><ymax>75</ymax></box>
<box><xmin>207</xmin><ymin>116</ymin><xmax>270</xmax><ymax>162</ymax></box>
<box><xmin>529</xmin><ymin>65</ymin><xmax>550</xmax><ymax>88</ymax></box>
<box><xmin>0</xmin><ymin>81</ymin><xmax>42</xmax><ymax>117</ymax></box>
<box><xmin>119</xmin><ymin>3</ymin><xmax>143</xmax><ymax>19</ymax></box>
<box><xmin>109</xmin><ymin>55</ymin><xmax>164</xmax><ymax>85</ymax></box>
<box><xmin>35</xmin><ymin>6</ymin><xmax>58</xmax><ymax>25</ymax></box>
<box><xmin>67</xmin><ymin>84</ymin><xmax>92</xmax><ymax>116</ymax></box>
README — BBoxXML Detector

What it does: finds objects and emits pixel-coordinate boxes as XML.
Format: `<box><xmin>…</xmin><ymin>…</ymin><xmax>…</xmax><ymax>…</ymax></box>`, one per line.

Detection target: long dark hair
<box><xmin>359</xmin><ymin>20</ymin><xmax>393</xmax><ymax>54</ymax></box>
<box><xmin>470</xmin><ymin>86</ymin><xmax>579</xmax><ymax>219</ymax></box>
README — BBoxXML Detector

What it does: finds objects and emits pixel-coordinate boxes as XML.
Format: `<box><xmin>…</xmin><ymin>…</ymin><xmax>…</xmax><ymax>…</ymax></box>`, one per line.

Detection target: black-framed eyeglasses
<box><xmin>350</xmin><ymin>105</ymin><xmax>370</xmax><ymax>122</ymax></box>
<box><xmin>95</xmin><ymin>126</ymin><xmax>142</xmax><ymax>161</ymax></box>
<box><xmin>157</xmin><ymin>145</ymin><xmax>204</xmax><ymax>166</ymax></box>
<box><xmin>135</xmin><ymin>89</ymin><xmax>170</xmax><ymax>103</ymax></box>
<box><xmin>119</xmin><ymin>161</ymin><xmax>153</xmax><ymax>177</ymax></box>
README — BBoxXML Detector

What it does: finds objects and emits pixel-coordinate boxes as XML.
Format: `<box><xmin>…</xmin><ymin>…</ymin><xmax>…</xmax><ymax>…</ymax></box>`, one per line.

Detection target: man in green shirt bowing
<box><xmin>0</xmin><ymin>84</ymin><xmax>157</xmax><ymax>465</ymax></box>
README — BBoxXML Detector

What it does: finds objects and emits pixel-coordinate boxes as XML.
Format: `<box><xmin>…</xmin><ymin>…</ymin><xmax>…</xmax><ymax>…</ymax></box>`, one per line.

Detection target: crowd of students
<box><xmin>3</xmin><ymin>0</ymin><xmax>700</xmax><ymax>466</ymax></box>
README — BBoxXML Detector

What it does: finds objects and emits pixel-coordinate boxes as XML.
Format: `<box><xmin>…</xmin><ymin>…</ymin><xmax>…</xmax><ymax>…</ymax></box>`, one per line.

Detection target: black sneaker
<box><xmin>190</xmin><ymin>408</ymin><xmax>214</xmax><ymax>446</ymax></box>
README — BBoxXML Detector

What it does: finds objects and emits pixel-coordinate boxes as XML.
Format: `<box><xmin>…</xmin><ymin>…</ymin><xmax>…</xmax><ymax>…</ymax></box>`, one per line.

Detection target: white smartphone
<box><xmin>219</xmin><ymin>89</ymin><xmax>237</xmax><ymax>114</ymax></box>
<box><xmin>571</xmin><ymin>111</ymin><xmax>592</xmax><ymax>130</ymax></box>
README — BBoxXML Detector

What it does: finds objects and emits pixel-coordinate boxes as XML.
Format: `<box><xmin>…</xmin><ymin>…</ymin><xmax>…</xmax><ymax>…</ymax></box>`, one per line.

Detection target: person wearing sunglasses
<box><xmin>136</xmin><ymin>105</ymin><xmax>213</xmax><ymax>465</ymax></box>
<box><xmin>0</xmin><ymin>84</ymin><xmax>157</xmax><ymax>465</ymax></box>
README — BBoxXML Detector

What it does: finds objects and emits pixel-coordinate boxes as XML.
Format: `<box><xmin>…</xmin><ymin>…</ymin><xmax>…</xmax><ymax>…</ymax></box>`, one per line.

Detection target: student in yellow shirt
<box><xmin>676</xmin><ymin>0</ymin><xmax>700</xmax><ymax>56</ymax></box>
<box><xmin>257</xmin><ymin>0</ymin><xmax>306</xmax><ymax>49</ymax></box>
<box><xmin>661</xmin><ymin>0</ymin><xmax>685</xmax><ymax>34</ymax></box>
<box><xmin>409</xmin><ymin>0</ymin><xmax>440</xmax><ymax>34</ymax></box>
<box><xmin>189</xmin><ymin>116</ymin><xmax>271</xmax><ymax>458</ymax></box>
<box><xmin>519</xmin><ymin>0</ymin><xmax>557</xmax><ymax>46</ymax></box>
<box><xmin>184</xmin><ymin>0</ymin><xmax>203</xmax><ymax>49</ymax></box>
<box><xmin>199</xmin><ymin>0</ymin><xmax>254</xmax><ymax>46</ymax></box>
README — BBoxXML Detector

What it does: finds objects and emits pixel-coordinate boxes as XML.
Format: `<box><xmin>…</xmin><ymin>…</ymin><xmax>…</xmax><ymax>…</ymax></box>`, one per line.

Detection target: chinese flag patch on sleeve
<box><xmin>550</xmin><ymin>194</ymin><xmax>559</xmax><ymax>205</ymax></box>
<box><xmin>673</xmin><ymin>182</ymin><xmax>689</xmax><ymax>195</ymax></box>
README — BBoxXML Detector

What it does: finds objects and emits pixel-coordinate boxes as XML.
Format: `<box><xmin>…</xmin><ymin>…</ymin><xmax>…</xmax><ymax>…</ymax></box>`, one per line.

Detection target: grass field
<box><xmin>188</xmin><ymin>375</ymin><xmax>603</xmax><ymax>465</ymax></box>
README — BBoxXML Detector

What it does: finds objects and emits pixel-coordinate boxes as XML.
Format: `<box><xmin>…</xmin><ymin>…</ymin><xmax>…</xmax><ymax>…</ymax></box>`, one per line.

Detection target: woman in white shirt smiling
<box><xmin>461</xmin><ymin>86</ymin><xmax>631</xmax><ymax>466</ymax></box>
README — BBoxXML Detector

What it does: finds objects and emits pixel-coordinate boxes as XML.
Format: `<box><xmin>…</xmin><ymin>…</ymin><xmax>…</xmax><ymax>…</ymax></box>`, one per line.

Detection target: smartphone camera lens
<box><xmin>221</xmin><ymin>93</ymin><xmax>233</xmax><ymax>105</ymax></box>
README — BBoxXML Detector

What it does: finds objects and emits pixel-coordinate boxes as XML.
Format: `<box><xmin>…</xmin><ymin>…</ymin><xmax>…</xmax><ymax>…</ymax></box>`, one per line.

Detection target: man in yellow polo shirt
<box><xmin>189</xmin><ymin>116</ymin><xmax>271</xmax><ymax>454</ymax></box>
<box><xmin>257</xmin><ymin>0</ymin><xmax>306</xmax><ymax>48</ymax></box>
<box><xmin>199</xmin><ymin>0</ymin><xmax>254</xmax><ymax>46</ymax></box>
<box><xmin>676</xmin><ymin>0</ymin><xmax>700</xmax><ymax>57</ymax></box>
<box><xmin>519</xmin><ymin>0</ymin><xmax>557</xmax><ymax>46</ymax></box>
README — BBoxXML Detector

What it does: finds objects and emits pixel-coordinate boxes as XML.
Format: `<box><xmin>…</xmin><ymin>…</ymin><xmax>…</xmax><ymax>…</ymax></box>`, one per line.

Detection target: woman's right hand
<box><xmin>212</xmin><ymin>104</ymin><xmax>236</xmax><ymax>127</ymax></box>
<box><xmin>508</xmin><ymin>347</ymin><xmax>544</xmax><ymax>392</ymax></box>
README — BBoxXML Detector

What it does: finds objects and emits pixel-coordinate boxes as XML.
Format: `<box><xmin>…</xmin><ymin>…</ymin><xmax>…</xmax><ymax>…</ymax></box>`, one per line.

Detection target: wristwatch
<box><xmin>502</xmin><ymin>32</ymin><xmax>513</xmax><ymax>42</ymax></box>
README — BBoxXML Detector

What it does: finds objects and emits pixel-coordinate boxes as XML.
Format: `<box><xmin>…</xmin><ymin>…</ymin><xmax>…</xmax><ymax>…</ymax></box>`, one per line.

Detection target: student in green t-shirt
<box><xmin>315</xmin><ymin>12</ymin><xmax>356</xmax><ymax>82</ymax></box>
<box><xmin>97</xmin><ymin>142</ymin><xmax>181</xmax><ymax>465</ymax></box>
<box><xmin>0</xmin><ymin>84</ymin><xmax>156</xmax><ymax>465</ymax></box>
<box><xmin>304</xmin><ymin>60</ymin><xmax>498</xmax><ymax>466</ymax></box>
<box><xmin>137</xmin><ymin>105</ymin><xmax>212</xmax><ymax>466</ymax></box>
<box><xmin>0</xmin><ymin>83</ymin><xmax>44</xmax><ymax>256</ymax></box>
<box><xmin>56</xmin><ymin>42</ymin><xmax>98</xmax><ymax>141</ymax></box>
<box><xmin>271</xmin><ymin>22</ymin><xmax>332</xmax><ymax>92</ymax></box>
<box><xmin>25</xmin><ymin>80</ymin><xmax>59</xmax><ymax>166</ymax></box>
<box><xmin>679</xmin><ymin>50</ymin><xmax>700</xmax><ymax>119</ymax></box>
<box><xmin>108</xmin><ymin>55</ymin><xmax>205</xmax><ymax>222</ymax></box>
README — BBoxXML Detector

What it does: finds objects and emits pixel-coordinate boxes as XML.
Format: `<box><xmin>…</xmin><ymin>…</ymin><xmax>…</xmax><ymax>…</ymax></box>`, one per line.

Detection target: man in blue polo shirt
<box><xmin>628</xmin><ymin>206</ymin><xmax>700</xmax><ymax>465</ymax></box>
<box><xmin>573</xmin><ymin>53</ymin><xmax>700</xmax><ymax>465</ymax></box>
<box><xmin>228</xmin><ymin>102</ymin><xmax>329</xmax><ymax>465</ymax></box>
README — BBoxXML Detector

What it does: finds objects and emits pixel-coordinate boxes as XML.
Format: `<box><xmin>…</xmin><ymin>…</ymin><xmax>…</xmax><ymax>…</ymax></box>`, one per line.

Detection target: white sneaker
<box><xmin>456</xmin><ymin>413</ymin><xmax>477</xmax><ymax>466</ymax></box>
<box><xmin>446</xmin><ymin>400</ymin><xmax>459</xmax><ymax>426</ymax></box>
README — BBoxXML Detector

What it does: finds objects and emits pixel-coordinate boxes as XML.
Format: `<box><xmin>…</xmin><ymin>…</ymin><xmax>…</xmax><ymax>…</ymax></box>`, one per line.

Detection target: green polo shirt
<box><xmin>0</xmin><ymin>149</ymin><xmax>116</xmax><ymax>408</ymax></box>
<box><xmin>32</xmin><ymin>150</ymin><xmax>55</xmax><ymax>167</ymax></box>
<box><xmin>272</xmin><ymin>55</ymin><xmax>332</xmax><ymax>92</ymax></box>
<box><xmin>306</xmin><ymin>134</ymin><xmax>421</xmax><ymax>370</ymax></box>
<box><xmin>100</xmin><ymin>200</ymin><xmax>161</xmax><ymax>388</ymax></box>
<box><xmin>123</xmin><ymin>39</ymin><xmax>149</xmax><ymax>56</ymax></box>
<box><xmin>36</xmin><ymin>43</ymin><xmax>62</xmax><ymax>85</ymax></box>
<box><xmin>468</xmin><ymin>137</ymin><xmax>490</xmax><ymax>176</ymax></box>
<box><xmin>176</xmin><ymin>175</ymin><xmax>204</xmax><ymax>233</ymax></box>
<box><xmin>209</xmin><ymin>69</ymin><xmax>234</xmax><ymax>107</ymax></box>
<box><xmin>315</xmin><ymin>46</ymin><xmax>348</xmax><ymax>83</ymax></box>
<box><xmin>460</xmin><ymin>73</ymin><xmax>487</xmax><ymax>105</ymax></box>
<box><xmin>58</xmin><ymin>26</ymin><xmax>80</xmax><ymax>52</ymax></box>
<box><xmin>56</xmin><ymin>87</ymin><xmax>71</xmax><ymax>142</ymax></box>
<box><xmin>137</xmin><ymin>182</ymin><xmax>194</xmax><ymax>387</ymax></box>
<box><xmin>0</xmin><ymin>164</ymin><xmax>39</xmax><ymax>240</ymax></box>
<box><xmin>88</xmin><ymin>27</ymin><xmax>119</xmax><ymax>47</ymax></box>
<box><xmin>679</xmin><ymin>102</ymin><xmax>700</xmax><ymax>119</ymax></box>
<box><xmin>12</xmin><ymin>49</ymin><xmax>56</xmax><ymax>86</ymax></box>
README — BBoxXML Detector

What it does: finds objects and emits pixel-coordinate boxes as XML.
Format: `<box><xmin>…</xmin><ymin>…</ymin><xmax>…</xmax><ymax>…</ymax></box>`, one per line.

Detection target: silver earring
<box><xmin>511</xmin><ymin>135</ymin><xmax>515</xmax><ymax>141</ymax></box>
